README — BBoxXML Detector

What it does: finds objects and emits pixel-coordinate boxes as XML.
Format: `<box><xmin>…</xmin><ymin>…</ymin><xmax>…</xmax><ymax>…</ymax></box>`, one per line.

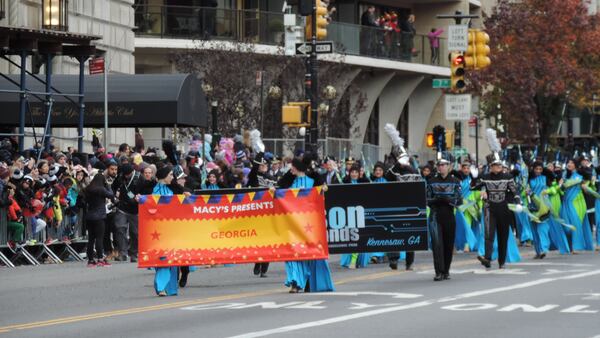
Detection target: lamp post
<box><xmin>42</xmin><ymin>0</ymin><xmax>69</xmax><ymax>31</ymax></box>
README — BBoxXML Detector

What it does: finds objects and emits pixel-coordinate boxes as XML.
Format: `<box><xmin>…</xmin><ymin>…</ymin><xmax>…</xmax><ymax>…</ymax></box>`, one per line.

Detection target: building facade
<box><xmin>0</xmin><ymin>0</ymin><xmax>136</xmax><ymax>153</ymax></box>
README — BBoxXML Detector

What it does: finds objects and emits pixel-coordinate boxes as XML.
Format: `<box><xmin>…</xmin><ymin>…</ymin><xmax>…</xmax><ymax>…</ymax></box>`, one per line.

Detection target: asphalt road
<box><xmin>1</xmin><ymin>249</ymin><xmax>600</xmax><ymax>338</ymax></box>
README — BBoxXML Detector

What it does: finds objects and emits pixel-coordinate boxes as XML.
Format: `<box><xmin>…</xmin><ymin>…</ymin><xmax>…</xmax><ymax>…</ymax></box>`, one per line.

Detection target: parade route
<box><xmin>1</xmin><ymin>249</ymin><xmax>600</xmax><ymax>338</ymax></box>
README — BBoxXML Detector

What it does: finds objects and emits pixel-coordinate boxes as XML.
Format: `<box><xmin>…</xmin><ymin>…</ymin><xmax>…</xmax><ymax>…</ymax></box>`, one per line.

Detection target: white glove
<box><xmin>470</xmin><ymin>165</ymin><xmax>479</xmax><ymax>178</ymax></box>
<box><xmin>514</xmin><ymin>204</ymin><xmax>523</xmax><ymax>213</ymax></box>
<box><xmin>399</xmin><ymin>155</ymin><xmax>410</xmax><ymax>166</ymax></box>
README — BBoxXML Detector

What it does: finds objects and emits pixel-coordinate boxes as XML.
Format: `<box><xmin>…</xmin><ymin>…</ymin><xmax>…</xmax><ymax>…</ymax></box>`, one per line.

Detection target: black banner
<box><xmin>325</xmin><ymin>181</ymin><xmax>428</xmax><ymax>253</ymax></box>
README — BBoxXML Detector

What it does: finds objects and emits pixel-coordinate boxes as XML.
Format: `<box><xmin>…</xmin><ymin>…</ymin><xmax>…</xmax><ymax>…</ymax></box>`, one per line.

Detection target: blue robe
<box><xmin>529</xmin><ymin>175</ymin><xmax>551</xmax><ymax>255</ymax></box>
<box><xmin>454</xmin><ymin>176</ymin><xmax>477</xmax><ymax>251</ymax></box>
<box><xmin>284</xmin><ymin>176</ymin><xmax>335</xmax><ymax>292</ymax></box>
<box><xmin>560</xmin><ymin>172</ymin><xmax>594</xmax><ymax>251</ymax></box>
<box><xmin>151</xmin><ymin>183</ymin><xmax>179</xmax><ymax>296</ymax></box>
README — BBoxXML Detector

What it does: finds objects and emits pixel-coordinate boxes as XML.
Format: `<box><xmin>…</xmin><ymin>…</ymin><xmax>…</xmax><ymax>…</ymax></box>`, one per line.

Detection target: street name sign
<box><xmin>295</xmin><ymin>41</ymin><xmax>334</xmax><ymax>55</ymax></box>
<box><xmin>445</xmin><ymin>94</ymin><xmax>472</xmax><ymax>120</ymax></box>
<box><xmin>433</xmin><ymin>78</ymin><xmax>451</xmax><ymax>88</ymax></box>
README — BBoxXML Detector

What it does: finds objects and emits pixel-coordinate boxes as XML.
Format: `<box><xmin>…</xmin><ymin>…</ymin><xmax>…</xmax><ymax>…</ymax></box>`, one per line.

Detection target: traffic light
<box><xmin>426</xmin><ymin>133</ymin><xmax>434</xmax><ymax>148</ymax></box>
<box><xmin>305</xmin><ymin>0</ymin><xmax>328</xmax><ymax>41</ymax></box>
<box><xmin>282</xmin><ymin>102</ymin><xmax>310</xmax><ymax>126</ymax></box>
<box><xmin>450</xmin><ymin>52</ymin><xmax>466</xmax><ymax>92</ymax></box>
<box><xmin>465</xmin><ymin>29</ymin><xmax>491</xmax><ymax>70</ymax></box>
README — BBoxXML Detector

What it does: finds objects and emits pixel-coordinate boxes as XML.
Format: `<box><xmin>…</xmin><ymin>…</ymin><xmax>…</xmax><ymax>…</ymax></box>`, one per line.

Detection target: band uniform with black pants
<box><xmin>384</xmin><ymin>161</ymin><xmax>422</xmax><ymax>270</ymax></box>
<box><xmin>472</xmin><ymin>169</ymin><xmax>520</xmax><ymax>269</ymax></box>
<box><xmin>427</xmin><ymin>168</ymin><xmax>461</xmax><ymax>281</ymax></box>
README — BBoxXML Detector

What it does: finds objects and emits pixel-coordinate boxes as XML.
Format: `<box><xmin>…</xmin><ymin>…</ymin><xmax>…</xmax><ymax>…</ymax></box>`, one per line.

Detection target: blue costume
<box><xmin>152</xmin><ymin>183</ymin><xmax>179</xmax><ymax>296</ymax></box>
<box><xmin>454</xmin><ymin>175</ymin><xmax>478</xmax><ymax>251</ymax></box>
<box><xmin>284</xmin><ymin>176</ymin><xmax>335</xmax><ymax>292</ymax></box>
<box><xmin>560</xmin><ymin>171</ymin><xmax>594</xmax><ymax>251</ymax></box>
<box><xmin>529</xmin><ymin>175</ymin><xmax>551</xmax><ymax>256</ymax></box>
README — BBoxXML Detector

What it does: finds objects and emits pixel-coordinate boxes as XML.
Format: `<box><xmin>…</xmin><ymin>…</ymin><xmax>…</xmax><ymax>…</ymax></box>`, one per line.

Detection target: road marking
<box><xmin>303</xmin><ymin>292</ymin><xmax>422</xmax><ymax>299</ymax></box>
<box><xmin>565</xmin><ymin>293</ymin><xmax>600</xmax><ymax>301</ymax></box>
<box><xmin>0</xmin><ymin>252</ymin><xmax>536</xmax><ymax>334</ymax></box>
<box><xmin>348</xmin><ymin>303</ymin><xmax>401</xmax><ymax>310</ymax></box>
<box><xmin>512</xmin><ymin>262</ymin><xmax>593</xmax><ymax>267</ymax></box>
<box><xmin>228</xmin><ymin>269</ymin><xmax>600</xmax><ymax>338</ymax></box>
<box><xmin>418</xmin><ymin>268</ymin><xmax>528</xmax><ymax>275</ymax></box>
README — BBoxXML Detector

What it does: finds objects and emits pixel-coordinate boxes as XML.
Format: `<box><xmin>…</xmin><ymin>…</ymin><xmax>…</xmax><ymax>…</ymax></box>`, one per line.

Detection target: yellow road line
<box><xmin>0</xmin><ymin>253</ymin><xmax>533</xmax><ymax>333</ymax></box>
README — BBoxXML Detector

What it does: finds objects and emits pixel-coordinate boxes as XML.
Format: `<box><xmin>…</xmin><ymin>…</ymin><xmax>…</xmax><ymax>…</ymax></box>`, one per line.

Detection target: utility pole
<box><xmin>304</xmin><ymin>5</ymin><xmax>319</xmax><ymax>155</ymax></box>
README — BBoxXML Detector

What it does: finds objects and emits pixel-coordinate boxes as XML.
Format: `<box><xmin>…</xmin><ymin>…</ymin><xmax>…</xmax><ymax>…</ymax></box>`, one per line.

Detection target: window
<box><xmin>364</xmin><ymin>99</ymin><xmax>379</xmax><ymax>145</ymax></box>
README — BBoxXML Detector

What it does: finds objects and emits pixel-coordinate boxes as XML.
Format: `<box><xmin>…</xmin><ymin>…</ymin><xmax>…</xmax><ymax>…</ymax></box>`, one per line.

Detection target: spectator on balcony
<box><xmin>200</xmin><ymin>0</ymin><xmax>218</xmax><ymax>39</ymax></box>
<box><xmin>360</xmin><ymin>5</ymin><xmax>378</xmax><ymax>56</ymax></box>
<box><xmin>400</xmin><ymin>14</ymin><xmax>416</xmax><ymax>61</ymax></box>
<box><xmin>428</xmin><ymin>27</ymin><xmax>444</xmax><ymax>65</ymax></box>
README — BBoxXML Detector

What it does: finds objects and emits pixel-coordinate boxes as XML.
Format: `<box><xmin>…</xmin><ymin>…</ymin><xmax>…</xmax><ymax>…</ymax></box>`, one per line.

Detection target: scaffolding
<box><xmin>0</xmin><ymin>26</ymin><xmax>100</xmax><ymax>151</ymax></box>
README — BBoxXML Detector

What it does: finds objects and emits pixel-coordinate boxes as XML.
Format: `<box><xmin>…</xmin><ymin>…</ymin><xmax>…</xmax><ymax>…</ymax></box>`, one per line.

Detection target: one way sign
<box><xmin>295</xmin><ymin>41</ymin><xmax>334</xmax><ymax>55</ymax></box>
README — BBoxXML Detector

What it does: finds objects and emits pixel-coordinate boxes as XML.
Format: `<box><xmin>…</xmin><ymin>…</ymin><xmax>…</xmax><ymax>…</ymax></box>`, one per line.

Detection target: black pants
<box><xmin>484</xmin><ymin>206</ymin><xmax>511</xmax><ymax>266</ymax></box>
<box><xmin>387</xmin><ymin>251</ymin><xmax>414</xmax><ymax>267</ymax></box>
<box><xmin>87</xmin><ymin>219</ymin><xmax>105</xmax><ymax>261</ymax></box>
<box><xmin>430</xmin><ymin>206</ymin><xmax>456</xmax><ymax>275</ymax></box>
<box><xmin>253</xmin><ymin>263</ymin><xmax>269</xmax><ymax>275</ymax></box>
<box><xmin>103</xmin><ymin>213</ymin><xmax>116</xmax><ymax>254</ymax></box>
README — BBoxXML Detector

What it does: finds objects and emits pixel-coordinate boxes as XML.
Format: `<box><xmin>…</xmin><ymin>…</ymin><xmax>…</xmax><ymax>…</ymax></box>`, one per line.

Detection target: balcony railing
<box><xmin>134</xmin><ymin>5</ymin><xmax>448</xmax><ymax>67</ymax></box>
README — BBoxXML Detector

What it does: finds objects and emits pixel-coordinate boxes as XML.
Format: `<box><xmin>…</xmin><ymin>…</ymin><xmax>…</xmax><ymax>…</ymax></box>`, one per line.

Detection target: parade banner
<box><xmin>138</xmin><ymin>188</ymin><xmax>328</xmax><ymax>268</ymax></box>
<box><xmin>325</xmin><ymin>181</ymin><xmax>428</xmax><ymax>254</ymax></box>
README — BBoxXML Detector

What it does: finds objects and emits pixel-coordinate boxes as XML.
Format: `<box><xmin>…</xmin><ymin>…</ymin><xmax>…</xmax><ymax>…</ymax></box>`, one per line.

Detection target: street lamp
<box><xmin>42</xmin><ymin>0</ymin><xmax>69</xmax><ymax>31</ymax></box>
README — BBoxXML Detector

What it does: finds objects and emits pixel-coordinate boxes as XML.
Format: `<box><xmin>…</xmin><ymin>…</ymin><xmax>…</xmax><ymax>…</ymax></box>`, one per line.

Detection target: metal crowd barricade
<box><xmin>0</xmin><ymin>208</ymin><xmax>16</xmax><ymax>267</ymax></box>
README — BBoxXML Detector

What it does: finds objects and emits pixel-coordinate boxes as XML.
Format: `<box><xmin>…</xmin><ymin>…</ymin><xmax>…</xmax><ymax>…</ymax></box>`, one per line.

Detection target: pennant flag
<box><xmin>200</xmin><ymin>194</ymin><xmax>211</xmax><ymax>204</ymax></box>
<box><xmin>157</xmin><ymin>195</ymin><xmax>173</xmax><ymax>205</ymax></box>
<box><xmin>247</xmin><ymin>191</ymin><xmax>256</xmax><ymax>201</ymax></box>
<box><xmin>232</xmin><ymin>194</ymin><xmax>245</xmax><ymax>203</ymax></box>
<box><xmin>151</xmin><ymin>195</ymin><xmax>161</xmax><ymax>204</ymax></box>
<box><xmin>290</xmin><ymin>188</ymin><xmax>300</xmax><ymax>198</ymax></box>
<box><xmin>275</xmin><ymin>189</ymin><xmax>287</xmax><ymax>199</ymax></box>
<box><xmin>176</xmin><ymin>195</ymin><xmax>186</xmax><ymax>204</ymax></box>
<box><xmin>298</xmin><ymin>188</ymin><xmax>312</xmax><ymax>198</ymax></box>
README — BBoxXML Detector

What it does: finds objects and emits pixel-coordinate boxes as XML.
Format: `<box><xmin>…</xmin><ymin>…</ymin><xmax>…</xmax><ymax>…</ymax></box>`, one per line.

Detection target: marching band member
<box><xmin>428</xmin><ymin>152</ymin><xmax>461</xmax><ymax>281</ymax></box>
<box><xmin>473</xmin><ymin>129</ymin><xmax>521</xmax><ymax>269</ymax></box>
<box><xmin>560</xmin><ymin>158</ymin><xmax>594</xmax><ymax>252</ymax></box>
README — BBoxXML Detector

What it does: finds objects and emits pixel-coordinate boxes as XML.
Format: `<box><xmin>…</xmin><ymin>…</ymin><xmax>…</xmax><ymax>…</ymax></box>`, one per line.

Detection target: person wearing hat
<box><xmin>269</xmin><ymin>157</ymin><xmax>284</xmax><ymax>181</ymax></box>
<box><xmin>343</xmin><ymin>157</ymin><xmax>355</xmax><ymax>178</ymax></box>
<box><xmin>427</xmin><ymin>156</ymin><xmax>462</xmax><ymax>281</ymax></box>
<box><xmin>472</xmin><ymin>155</ymin><xmax>522</xmax><ymax>269</ymax></box>
<box><xmin>113</xmin><ymin>163</ymin><xmax>142</xmax><ymax>263</ymax></box>
<box><xmin>277</xmin><ymin>157</ymin><xmax>335</xmax><ymax>293</ymax></box>
<box><xmin>340</xmin><ymin>164</ymin><xmax>370</xmax><ymax>269</ymax></box>
<box><xmin>151</xmin><ymin>165</ymin><xmax>180</xmax><ymax>296</ymax></box>
<box><xmin>247</xmin><ymin>152</ymin><xmax>276</xmax><ymax>277</ymax></box>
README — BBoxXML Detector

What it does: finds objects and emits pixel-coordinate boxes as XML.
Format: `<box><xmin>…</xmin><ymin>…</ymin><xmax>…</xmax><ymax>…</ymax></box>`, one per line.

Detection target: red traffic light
<box><xmin>453</xmin><ymin>55</ymin><xmax>465</xmax><ymax>65</ymax></box>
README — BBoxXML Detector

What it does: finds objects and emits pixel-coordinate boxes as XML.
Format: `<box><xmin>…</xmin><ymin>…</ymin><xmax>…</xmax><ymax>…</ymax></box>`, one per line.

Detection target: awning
<box><xmin>0</xmin><ymin>73</ymin><xmax>208</xmax><ymax>128</ymax></box>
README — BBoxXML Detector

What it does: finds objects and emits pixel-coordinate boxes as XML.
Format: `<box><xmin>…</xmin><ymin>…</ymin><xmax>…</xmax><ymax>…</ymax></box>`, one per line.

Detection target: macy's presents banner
<box><xmin>138</xmin><ymin>188</ymin><xmax>328</xmax><ymax>268</ymax></box>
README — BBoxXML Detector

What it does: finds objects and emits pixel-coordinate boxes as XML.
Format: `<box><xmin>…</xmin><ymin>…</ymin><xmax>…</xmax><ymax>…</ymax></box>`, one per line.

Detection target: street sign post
<box><xmin>295</xmin><ymin>41</ymin><xmax>334</xmax><ymax>55</ymax></box>
<box><xmin>448</xmin><ymin>24</ymin><xmax>469</xmax><ymax>52</ymax></box>
<box><xmin>433</xmin><ymin>78</ymin><xmax>451</xmax><ymax>88</ymax></box>
<box><xmin>445</xmin><ymin>94</ymin><xmax>472</xmax><ymax>120</ymax></box>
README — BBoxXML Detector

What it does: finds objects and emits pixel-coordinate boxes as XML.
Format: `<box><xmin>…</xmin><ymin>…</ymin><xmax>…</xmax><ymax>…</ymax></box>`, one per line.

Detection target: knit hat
<box><xmin>120</xmin><ymin>164</ymin><xmax>134</xmax><ymax>176</ymax></box>
<box><xmin>156</xmin><ymin>165</ymin><xmax>172</xmax><ymax>180</ymax></box>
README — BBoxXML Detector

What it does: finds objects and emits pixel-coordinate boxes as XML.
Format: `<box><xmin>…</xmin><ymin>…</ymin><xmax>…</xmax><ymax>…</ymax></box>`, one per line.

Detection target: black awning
<box><xmin>0</xmin><ymin>73</ymin><xmax>208</xmax><ymax>128</ymax></box>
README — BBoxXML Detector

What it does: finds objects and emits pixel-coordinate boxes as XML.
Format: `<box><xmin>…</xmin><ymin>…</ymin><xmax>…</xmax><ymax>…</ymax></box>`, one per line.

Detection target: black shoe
<box><xmin>405</xmin><ymin>263</ymin><xmax>414</xmax><ymax>271</ymax></box>
<box><xmin>389</xmin><ymin>261</ymin><xmax>398</xmax><ymax>270</ymax></box>
<box><xmin>179</xmin><ymin>269</ymin><xmax>189</xmax><ymax>288</ymax></box>
<box><xmin>477</xmin><ymin>256</ymin><xmax>491</xmax><ymax>268</ymax></box>
<box><xmin>260</xmin><ymin>272</ymin><xmax>268</xmax><ymax>278</ymax></box>
<box><xmin>114</xmin><ymin>255</ymin><xmax>127</xmax><ymax>262</ymax></box>
<box><xmin>443</xmin><ymin>273</ymin><xmax>450</xmax><ymax>280</ymax></box>
<box><xmin>434</xmin><ymin>274</ymin><xmax>444</xmax><ymax>281</ymax></box>
<box><xmin>253</xmin><ymin>265</ymin><xmax>260</xmax><ymax>276</ymax></box>
<box><xmin>130</xmin><ymin>256</ymin><xmax>138</xmax><ymax>263</ymax></box>
<box><xmin>499</xmin><ymin>264</ymin><xmax>505</xmax><ymax>269</ymax></box>
<box><xmin>539</xmin><ymin>253</ymin><xmax>546</xmax><ymax>259</ymax></box>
